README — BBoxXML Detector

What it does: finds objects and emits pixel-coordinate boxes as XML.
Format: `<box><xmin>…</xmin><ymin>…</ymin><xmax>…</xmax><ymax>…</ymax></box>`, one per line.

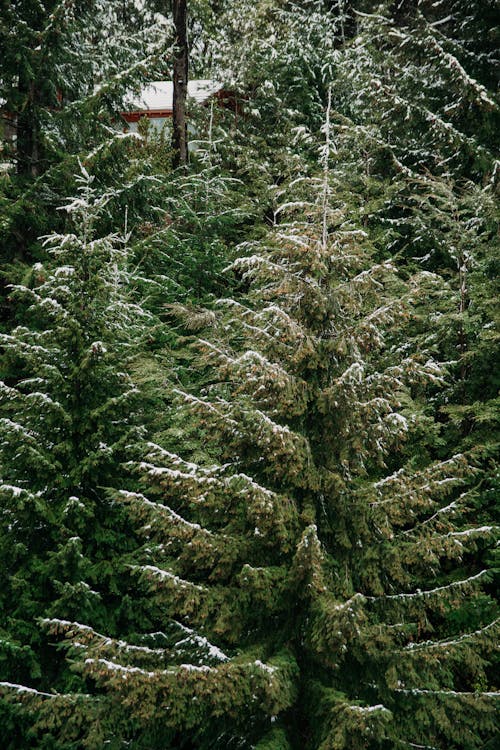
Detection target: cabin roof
<box><xmin>125</xmin><ymin>79</ymin><xmax>223</xmax><ymax>114</ymax></box>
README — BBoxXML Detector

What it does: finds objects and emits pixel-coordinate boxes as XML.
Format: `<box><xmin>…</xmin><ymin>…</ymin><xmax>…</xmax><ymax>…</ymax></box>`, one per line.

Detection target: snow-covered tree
<box><xmin>0</xmin><ymin>167</ymin><xmax>153</xmax><ymax>748</ymax></box>
<box><xmin>21</xmin><ymin>104</ymin><xmax>498</xmax><ymax>749</ymax></box>
<box><xmin>334</xmin><ymin>1</ymin><xmax>497</xmax><ymax>179</ymax></box>
<box><xmin>122</xmin><ymin>125</ymin><xmax>253</xmax><ymax>308</ymax></box>
<box><xmin>330</xmin><ymin>0</ymin><xmax>499</xmax><ymax>639</ymax></box>
<box><xmin>0</xmin><ymin>3</ymin><xmax>497</xmax><ymax>748</ymax></box>
<box><xmin>0</xmin><ymin>0</ymin><xmax>169</xmax><ymax>271</ymax></box>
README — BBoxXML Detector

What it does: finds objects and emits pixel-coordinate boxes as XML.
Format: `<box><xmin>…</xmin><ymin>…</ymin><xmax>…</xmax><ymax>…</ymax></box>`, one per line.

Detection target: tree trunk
<box><xmin>16</xmin><ymin>77</ymin><xmax>39</xmax><ymax>177</ymax></box>
<box><xmin>172</xmin><ymin>0</ymin><xmax>188</xmax><ymax>167</ymax></box>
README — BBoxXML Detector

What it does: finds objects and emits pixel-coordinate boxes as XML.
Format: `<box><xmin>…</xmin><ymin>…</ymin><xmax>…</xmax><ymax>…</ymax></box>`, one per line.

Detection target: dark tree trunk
<box><xmin>16</xmin><ymin>76</ymin><xmax>39</xmax><ymax>177</ymax></box>
<box><xmin>172</xmin><ymin>0</ymin><xmax>188</xmax><ymax>167</ymax></box>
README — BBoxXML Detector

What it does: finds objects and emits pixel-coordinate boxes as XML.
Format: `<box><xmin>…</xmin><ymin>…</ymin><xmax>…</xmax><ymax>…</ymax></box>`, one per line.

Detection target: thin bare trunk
<box><xmin>321</xmin><ymin>84</ymin><xmax>334</xmax><ymax>253</ymax></box>
<box><xmin>172</xmin><ymin>0</ymin><xmax>188</xmax><ymax>167</ymax></box>
<box><xmin>17</xmin><ymin>78</ymin><xmax>39</xmax><ymax>177</ymax></box>
<box><xmin>457</xmin><ymin>249</ymin><xmax>469</xmax><ymax>403</ymax></box>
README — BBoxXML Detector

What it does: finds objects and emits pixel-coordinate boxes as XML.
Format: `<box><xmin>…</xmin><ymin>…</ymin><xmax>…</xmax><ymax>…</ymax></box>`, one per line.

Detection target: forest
<box><xmin>0</xmin><ymin>1</ymin><xmax>498</xmax><ymax>749</ymax></box>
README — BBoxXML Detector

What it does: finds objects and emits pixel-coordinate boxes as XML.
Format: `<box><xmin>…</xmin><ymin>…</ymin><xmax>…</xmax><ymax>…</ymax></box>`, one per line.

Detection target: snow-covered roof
<box><xmin>126</xmin><ymin>80</ymin><xmax>223</xmax><ymax>113</ymax></box>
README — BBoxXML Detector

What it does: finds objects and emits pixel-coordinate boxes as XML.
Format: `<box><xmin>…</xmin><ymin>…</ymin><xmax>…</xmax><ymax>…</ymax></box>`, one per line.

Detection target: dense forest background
<box><xmin>0</xmin><ymin>1</ymin><xmax>498</xmax><ymax>749</ymax></box>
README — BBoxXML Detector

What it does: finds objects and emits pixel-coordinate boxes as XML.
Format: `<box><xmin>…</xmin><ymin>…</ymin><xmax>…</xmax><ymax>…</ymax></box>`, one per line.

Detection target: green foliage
<box><xmin>0</xmin><ymin>0</ymin><xmax>170</xmax><ymax>329</ymax></box>
<box><xmin>125</xmin><ymin>141</ymin><xmax>254</xmax><ymax>305</ymax></box>
<box><xmin>0</xmin><ymin>1</ymin><xmax>497</xmax><ymax>749</ymax></box>
<box><xmin>0</xmin><ymin>168</ymin><xmax>153</xmax><ymax>748</ymax></box>
<box><xmin>27</xmin><ymin>124</ymin><xmax>497</xmax><ymax>748</ymax></box>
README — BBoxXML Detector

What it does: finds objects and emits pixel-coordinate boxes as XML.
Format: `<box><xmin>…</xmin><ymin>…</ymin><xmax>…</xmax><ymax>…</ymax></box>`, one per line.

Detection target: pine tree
<box><xmin>0</xmin><ymin>2</ymin><xmax>497</xmax><ymax>748</ymax></box>
<box><xmin>0</xmin><ymin>0</ymin><xmax>169</xmax><ymax>318</ymax></box>
<box><xmin>0</xmin><ymin>166</ymin><xmax>153</xmax><ymax>748</ymax></box>
<box><xmin>330</xmin><ymin>0</ymin><xmax>499</xmax><ymax>650</ymax></box>
<box><xmin>196</xmin><ymin>0</ymin><xmax>340</xmax><ymax>213</ymax></box>
<box><xmin>123</xmin><ymin>126</ymin><xmax>254</xmax><ymax>308</ymax></box>
<box><xmin>21</xmin><ymin>98</ymin><xmax>499</xmax><ymax>750</ymax></box>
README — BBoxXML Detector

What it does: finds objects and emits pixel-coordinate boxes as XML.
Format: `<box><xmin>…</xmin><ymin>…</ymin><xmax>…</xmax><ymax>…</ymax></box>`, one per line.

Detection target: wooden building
<box><xmin>120</xmin><ymin>79</ymin><xmax>224</xmax><ymax>133</ymax></box>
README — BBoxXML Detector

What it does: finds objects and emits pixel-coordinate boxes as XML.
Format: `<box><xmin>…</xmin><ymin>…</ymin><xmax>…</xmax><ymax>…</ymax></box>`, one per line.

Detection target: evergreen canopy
<box><xmin>0</xmin><ymin>1</ymin><xmax>498</xmax><ymax>749</ymax></box>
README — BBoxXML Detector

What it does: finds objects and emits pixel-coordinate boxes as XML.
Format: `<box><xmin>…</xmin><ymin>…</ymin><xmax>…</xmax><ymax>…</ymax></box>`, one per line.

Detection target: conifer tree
<box><xmin>0</xmin><ymin>167</ymin><xmax>153</xmax><ymax>748</ymax></box>
<box><xmin>124</xmin><ymin>128</ymin><xmax>253</xmax><ymax>307</ymax></box>
<box><xmin>0</xmin><ymin>2</ymin><xmax>497</xmax><ymax>748</ymax></box>
<box><xmin>0</xmin><ymin>0</ymin><xmax>169</xmax><ymax>302</ymax></box>
<box><xmin>198</xmin><ymin>0</ymin><xmax>340</xmax><ymax>209</ymax></box>
<box><xmin>330</xmin><ymin>0</ymin><xmax>499</xmax><ymax>636</ymax></box>
<box><xmin>18</xmin><ymin>98</ymin><xmax>498</xmax><ymax>750</ymax></box>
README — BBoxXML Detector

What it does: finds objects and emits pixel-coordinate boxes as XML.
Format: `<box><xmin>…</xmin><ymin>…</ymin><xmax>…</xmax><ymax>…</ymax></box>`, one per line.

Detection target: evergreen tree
<box><xmin>330</xmin><ymin>0</ymin><xmax>499</xmax><ymax>640</ymax></box>
<box><xmin>0</xmin><ymin>166</ymin><xmax>153</xmax><ymax>748</ymax></box>
<box><xmin>0</xmin><ymin>2</ymin><xmax>497</xmax><ymax>749</ymax></box>
<box><xmin>17</xmin><ymin>102</ymin><xmax>498</xmax><ymax>750</ymax></box>
<box><xmin>123</xmin><ymin>126</ymin><xmax>254</xmax><ymax>308</ymax></box>
<box><xmin>196</xmin><ymin>0</ymin><xmax>340</xmax><ymax>217</ymax></box>
<box><xmin>0</xmin><ymin>0</ymin><xmax>169</xmax><ymax>322</ymax></box>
